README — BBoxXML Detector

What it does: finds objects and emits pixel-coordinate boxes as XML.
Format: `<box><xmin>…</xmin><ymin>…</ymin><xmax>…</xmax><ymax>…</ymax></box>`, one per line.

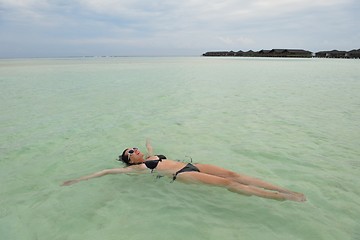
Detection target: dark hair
<box><xmin>118</xmin><ymin>148</ymin><xmax>131</xmax><ymax>165</ymax></box>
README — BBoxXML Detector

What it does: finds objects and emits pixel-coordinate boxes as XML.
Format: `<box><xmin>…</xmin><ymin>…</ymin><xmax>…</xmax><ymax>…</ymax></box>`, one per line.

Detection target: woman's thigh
<box><xmin>194</xmin><ymin>163</ymin><xmax>239</xmax><ymax>178</ymax></box>
<box><xmin>175</xmin><ymin>171</ymin><xmax>231</xmax><ymax>187</ymax></box>
<box><xmin>194</xmin><ymin>164</ymin><xmax>263</xmax><ymax>184</ymax></box>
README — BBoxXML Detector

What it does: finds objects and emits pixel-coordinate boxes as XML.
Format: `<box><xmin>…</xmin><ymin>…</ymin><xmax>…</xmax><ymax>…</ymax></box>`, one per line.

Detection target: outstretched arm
<box><xmin>61</xmin><ymin>167</ymin><xmax>137</xmax><ymax>186</ymax></box>
<box><xmin>146</xmin><ymin>138</ymin><xmax>154</xmax><ymax>158</ymax></box>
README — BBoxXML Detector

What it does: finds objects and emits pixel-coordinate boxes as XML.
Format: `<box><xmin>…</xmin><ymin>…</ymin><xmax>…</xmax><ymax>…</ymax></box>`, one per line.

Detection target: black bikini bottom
<box><xmin>173</xmin><ymin>163</ymin><xmax>200</xmax><ymax>181</ymax></box>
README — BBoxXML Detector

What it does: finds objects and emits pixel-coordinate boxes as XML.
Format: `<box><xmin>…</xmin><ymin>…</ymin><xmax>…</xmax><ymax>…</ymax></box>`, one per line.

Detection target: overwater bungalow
<box><xmin>203</xmin><ymin>49</ymin><xmax>312</xmax><ymax>58</ymax></box>
<box><xmin>346</xmin><ymin>49</ymin><xmax>360</xmax><ymax>58</ymax></box>
<box><xmin>202</xmin><ymin>51</ymin><xmax>231</xmax><ymax>56</ymax></box>
<box><xmin>315</xmin><ymin>50</ymin><xmax>347</xmax><ymax>58</ymax></box>
<box><xmin>268</xmin><ymin>49</ymin><xmax>312</xmax><ymax>58</ymax></box>
<box><xmin>203</xmin><ymin>48</ymin><xmax>359</xmax><ymax>59</ymax></box>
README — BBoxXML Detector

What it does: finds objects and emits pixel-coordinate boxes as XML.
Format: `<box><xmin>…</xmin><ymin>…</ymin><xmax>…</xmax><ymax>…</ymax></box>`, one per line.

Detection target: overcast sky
<box><xmin>0</xmin><ymin>0</ymin><xmax>359</xmax><ymax>58</ymax></box>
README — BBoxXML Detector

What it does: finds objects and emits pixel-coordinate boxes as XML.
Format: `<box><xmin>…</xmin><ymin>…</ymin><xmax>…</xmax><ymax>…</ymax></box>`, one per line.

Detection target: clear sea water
<box><xmin>0</xmin><ymin>57</ymin><xmax>359</xmax><ymax>240</ymax></box>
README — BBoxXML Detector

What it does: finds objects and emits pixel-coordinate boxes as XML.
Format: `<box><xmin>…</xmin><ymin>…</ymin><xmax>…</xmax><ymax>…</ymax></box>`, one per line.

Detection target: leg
<box><xmin>176</xmin><ymin>172</ymin><xmax>305</xmax><ymax>202</ymax></box>
<box><xmin>195</xmin><ymin>163</ymin><xmax>303</xmax><ymax>196</ymax></box>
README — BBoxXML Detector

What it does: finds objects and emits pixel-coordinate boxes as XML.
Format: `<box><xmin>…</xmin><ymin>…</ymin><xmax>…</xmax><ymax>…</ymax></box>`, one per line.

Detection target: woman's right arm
<box><xmin>61</xmin><ymin>167</ymin><xmax>141</xmax><ymax>186</ymax></box>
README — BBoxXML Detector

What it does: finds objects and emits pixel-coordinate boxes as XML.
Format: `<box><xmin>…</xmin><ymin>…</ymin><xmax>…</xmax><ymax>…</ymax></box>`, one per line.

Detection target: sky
<box><xmin>0</xmin><ymin>0</ymin><xmax>359</xmax><ymax>58</ymax></box>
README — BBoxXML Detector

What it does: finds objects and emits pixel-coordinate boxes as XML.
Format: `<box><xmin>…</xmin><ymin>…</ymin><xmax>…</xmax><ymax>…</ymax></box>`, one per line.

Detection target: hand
<box><xmin>146</xmin><ymin>138</ymin><xmax>151</xmax><ymax>148</ymax></box>
<box><xmin>61</xmin><ymin>179</ymin><xmax>79</xmax><ymax>186</ymax></box>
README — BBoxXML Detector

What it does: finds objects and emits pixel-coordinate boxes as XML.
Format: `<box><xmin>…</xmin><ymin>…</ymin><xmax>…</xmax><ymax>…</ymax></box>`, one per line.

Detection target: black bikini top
<box><xmin>144</xmin><ymin>155</ymin><xmax>167</xmax><ymax>171</ymax></box>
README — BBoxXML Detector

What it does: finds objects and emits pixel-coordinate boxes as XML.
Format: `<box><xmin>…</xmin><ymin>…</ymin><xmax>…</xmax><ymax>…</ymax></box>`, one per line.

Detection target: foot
<box><xmin>286</xmin><ymin>192</ymin><xmax>306</xmax><ymax>202</ymax></box>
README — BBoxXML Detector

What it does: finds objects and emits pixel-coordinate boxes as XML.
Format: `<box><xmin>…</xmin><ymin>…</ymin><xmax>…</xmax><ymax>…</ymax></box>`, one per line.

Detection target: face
<box><xmin>125</xmin><ymin>147</ymin><xmax>144</xmax><ymax>164</ymax></box>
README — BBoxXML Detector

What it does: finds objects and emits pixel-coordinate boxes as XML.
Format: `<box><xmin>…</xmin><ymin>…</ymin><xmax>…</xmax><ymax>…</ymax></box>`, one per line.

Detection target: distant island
<box><xmin>202</xmin><ymin>49</ymin><xmax>360</xmax><ymax>59</ymax></box>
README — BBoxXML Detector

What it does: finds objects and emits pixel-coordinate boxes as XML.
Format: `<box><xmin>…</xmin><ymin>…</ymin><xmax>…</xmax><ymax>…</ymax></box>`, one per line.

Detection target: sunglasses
<box><xmin>127</xmin><ymin>147</ymin><xmax>138</xmax><ymax>155</ymax></box>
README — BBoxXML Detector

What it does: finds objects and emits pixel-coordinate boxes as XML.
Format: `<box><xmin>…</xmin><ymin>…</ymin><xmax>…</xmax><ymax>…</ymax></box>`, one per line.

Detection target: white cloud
<box><xmin>1</xmin><ymin>0</ymin><xmax>354</xmax><ymax>28</ymax></box>
<box><xmin>0</xmin><ymin>0</ymin><xmax>358</xmax><ymax>57</ymax></box>
<box><xmin>217</xmin><ymin>36</ymin><xmax>254</xmax><ymax>46</ymax></box>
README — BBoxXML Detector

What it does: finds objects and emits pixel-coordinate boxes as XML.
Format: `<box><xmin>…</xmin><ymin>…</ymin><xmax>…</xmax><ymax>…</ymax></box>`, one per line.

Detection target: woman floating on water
<box><xmin>62</xmin><ymin>140</ymin><xmax>306</xmax><ymax>202</ymax></box>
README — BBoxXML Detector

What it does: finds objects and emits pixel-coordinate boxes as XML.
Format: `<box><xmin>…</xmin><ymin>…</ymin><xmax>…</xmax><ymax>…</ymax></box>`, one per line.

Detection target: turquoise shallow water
<box><xmin>1</xmin><ymin>57</ymin><xmax>360</xmax><ymax>240</ymax></box>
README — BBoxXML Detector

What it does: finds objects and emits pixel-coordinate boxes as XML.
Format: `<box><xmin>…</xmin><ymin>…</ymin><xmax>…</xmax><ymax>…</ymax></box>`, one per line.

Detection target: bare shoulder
<box><xmin>123</xmin><ymin>164</ymin><xmax>148</xmax><ymax>172</ymax></box>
